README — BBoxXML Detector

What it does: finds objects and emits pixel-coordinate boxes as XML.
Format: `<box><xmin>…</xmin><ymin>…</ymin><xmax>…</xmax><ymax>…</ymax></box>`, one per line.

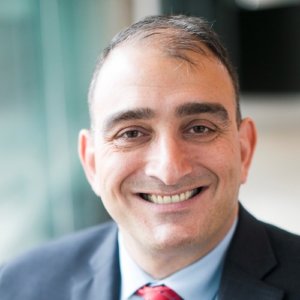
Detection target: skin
<box><xmin>79</xmin><ymin>43</ymin><xmax>257</xmax><ymax>279</ymax></box>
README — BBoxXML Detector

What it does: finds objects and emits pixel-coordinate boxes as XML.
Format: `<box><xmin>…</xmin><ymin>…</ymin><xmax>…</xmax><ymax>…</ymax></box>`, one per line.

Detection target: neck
<box><xmin>133</xmin><ymin>246</ymin><xmax>210</xmax><ymax>279</ymax></box>
<box><xmin>120</xmin><ymin>217</ymin><xmax>236</xmax><ymax>279</ymax></box>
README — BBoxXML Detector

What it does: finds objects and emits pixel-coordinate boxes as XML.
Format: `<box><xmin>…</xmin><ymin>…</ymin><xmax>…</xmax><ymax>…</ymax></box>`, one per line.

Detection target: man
<box><xmin>0</xmin><ymin>15</ymin><xmax>300</xmax><ymax>300</ymax></box>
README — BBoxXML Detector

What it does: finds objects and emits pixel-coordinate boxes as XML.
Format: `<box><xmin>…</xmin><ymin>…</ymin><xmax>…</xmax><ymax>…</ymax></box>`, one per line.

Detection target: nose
<box><xmin>144</xmin><ymin>135</ymin><xmax>193</xmax><ymax>185</ymax></box>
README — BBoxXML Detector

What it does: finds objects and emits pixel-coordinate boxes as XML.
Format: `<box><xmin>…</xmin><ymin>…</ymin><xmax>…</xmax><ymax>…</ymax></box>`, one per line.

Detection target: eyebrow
<box><xmin>102</xmin><ymin>108</ymin><xmax>155</xmax><ymax>132</ymax></box>
<box><xmin>101</xmin><ymin>102</ymin><xmax>230</xmax><ymax>132</ymax></box>
<box><xmin>175</xmin><ymin>102</ymin><xmax>229</xmax><ymax>121</ymax></box>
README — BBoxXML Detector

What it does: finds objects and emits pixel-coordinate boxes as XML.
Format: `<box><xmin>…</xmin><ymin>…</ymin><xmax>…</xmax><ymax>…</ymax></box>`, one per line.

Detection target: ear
<box><xmin>238</xmin><ymin>117</ymin><xmax>257</xmax><ymax>184</ymax></box>
<box><xmin>78</xmin><ymin>129</ymin><xmax>100</xmax><ymax>195</ymax></box>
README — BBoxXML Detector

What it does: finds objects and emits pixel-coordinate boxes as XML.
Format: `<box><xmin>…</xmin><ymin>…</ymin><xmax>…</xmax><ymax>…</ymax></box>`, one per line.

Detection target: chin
<box><xmin>150</xmin><ymin>225</ymin><xmax>201</xmax><ymax>251</ymax></box>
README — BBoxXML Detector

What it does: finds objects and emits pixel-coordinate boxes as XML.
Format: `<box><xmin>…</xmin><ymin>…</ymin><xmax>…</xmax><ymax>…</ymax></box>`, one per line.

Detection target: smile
<box><xmin>140</xmin><ymin>187</ymin><xmax>203</xmax><ymax>204</ymax></box>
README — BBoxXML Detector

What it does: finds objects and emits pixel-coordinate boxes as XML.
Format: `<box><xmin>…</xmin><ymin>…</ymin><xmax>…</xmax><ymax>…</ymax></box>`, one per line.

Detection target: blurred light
<box><xmin>132</xmin><ymin>0</ymin><xmax>161</xmax><ymax>21</ymax></box>
<box><xmin>0</xmin><ymin>0</ymin><xmax>33</xmax><ymax>19</ymax></box>
<box><xmin>236</xmin><ymin>0</ymin><xmax>300</xmax><ymax>10</ymax></box>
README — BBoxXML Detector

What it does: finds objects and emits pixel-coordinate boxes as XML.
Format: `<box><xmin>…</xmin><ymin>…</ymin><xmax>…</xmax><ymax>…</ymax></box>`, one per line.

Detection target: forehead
<box><xmin>92</xmin><ymin>44</ymin><xmax>236</xmax><ymax>122</ymax></box>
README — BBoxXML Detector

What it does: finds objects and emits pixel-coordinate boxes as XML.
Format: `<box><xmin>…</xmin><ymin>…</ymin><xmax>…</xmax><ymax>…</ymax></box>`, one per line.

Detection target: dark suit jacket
<box><xmin>0</xmin><ymin>205</ymin><xmax>300</xmax><ymax>300</ymax></box>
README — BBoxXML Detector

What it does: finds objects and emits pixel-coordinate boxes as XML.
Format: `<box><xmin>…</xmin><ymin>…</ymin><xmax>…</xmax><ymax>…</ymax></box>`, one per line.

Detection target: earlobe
<box><xmin>238</xmin><ymin>118</ymin><xmax>257</xmax><ymax>184</ymax></box>
<box><xmin>78</xmin><ymin>129</ymin><xmax>99</xmax><ymax>194</ymax></box>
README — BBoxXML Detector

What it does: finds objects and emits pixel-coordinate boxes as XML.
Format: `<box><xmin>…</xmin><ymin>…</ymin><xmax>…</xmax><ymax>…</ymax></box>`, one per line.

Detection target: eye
<box><xmin>184</xmin><ymin>120</ymin><xmax>218</xmax><ymax>142</ymax></box>
<box><xmin>189</xmin><ymin>125</ymin><xmax>212</xmax><ymax>134</ymax></box>
<box><xmin>120</xmin><ymin>129</ymin><xmax>143</xmax><ymax>139</ymax></box>
<box><xmin>112</xmin><ymin>126</ymin><xmax>151</xmax><ymax>149</ymax></box>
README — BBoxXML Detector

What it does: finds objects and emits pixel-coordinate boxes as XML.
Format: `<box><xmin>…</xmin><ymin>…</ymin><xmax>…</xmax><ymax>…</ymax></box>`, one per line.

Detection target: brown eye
<box><xmin>184</xmin><ymin>121</ymin><xmax>218</xmax><ymax>143</ymax></box>
<box><xmin>112</xmin><ymin>127</ymin><xmax>151</xmax><ymax>149</ymax></box>
<box><xmin>190</xmin><ymin>125</ymin><xmax>211</xmax><ymax>134</ymax></box>
<box><xmin>122</xmin><ymin>130</ymin><xmax>142</xmax><ymax>139</ymax></box>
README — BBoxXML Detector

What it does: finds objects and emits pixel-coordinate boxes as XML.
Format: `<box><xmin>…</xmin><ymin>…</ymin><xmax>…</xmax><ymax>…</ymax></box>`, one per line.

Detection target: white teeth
<box><xmin>185</xmin><ymin>190</ymin><xmax>193</xmax><ymax>199</ymax></box>
<box><xmin>145</xmin><ymin>188</ymin><xmax>199</xmax><ymax>204</ymax></box>
<box><xmin>173</xmin><ymin>194</ymin><xmax>180</xmax><ymax>202</ymax></box>
<box><xmin>180</xmin><ymin>193</ymin><xmax>185</xmax><ymax>201</ymax></box>
<box><xmin>157</xmin><ymin>195</ymin><xmax>163</xmax><ymax>204</ymax></box>
<box><xmin>163</xmin><ymin>196</ymin><xmax>171</xmax><ymax>204</ymax></box>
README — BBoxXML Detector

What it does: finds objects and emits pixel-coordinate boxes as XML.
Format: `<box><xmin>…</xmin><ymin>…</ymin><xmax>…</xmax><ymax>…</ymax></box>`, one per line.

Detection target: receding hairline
<box><xmin>88</xmin><ymin>17</ymin><xmax>241</xmax><ymax>125</ymax></box>
<box><xmin>88</xmin><ymin>28</ymin><xmax>210</xmax><ymax>101</ymax></box>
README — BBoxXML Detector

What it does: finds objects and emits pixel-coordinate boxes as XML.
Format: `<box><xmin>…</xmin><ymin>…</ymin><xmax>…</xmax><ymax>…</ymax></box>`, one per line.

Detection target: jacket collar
<box><xmin>71</xmin><ymin>223</ymin><xmax>120</xmax><ymax>300</ymax></box>
<box><xmin>219</xmin><ymin>205</ymin><xmax>284</xmax><ymax>300</ymax></box>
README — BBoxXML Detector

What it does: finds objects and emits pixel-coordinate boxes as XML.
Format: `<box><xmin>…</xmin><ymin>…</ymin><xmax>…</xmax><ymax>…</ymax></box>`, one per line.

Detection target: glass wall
<box><xmin>0</xmin><ymin>0</ymin><xmax>138</xmax><ymax>262</ymax></box>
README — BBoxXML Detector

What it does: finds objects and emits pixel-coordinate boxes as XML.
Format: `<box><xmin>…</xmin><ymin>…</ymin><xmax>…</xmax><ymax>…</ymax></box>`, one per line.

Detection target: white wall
<box><xmin>131</xmin><ymin>0</ymin><xmax>161</xmax><ymax>21</ymax></box>
<box><xmin>240</xmin><ymin>94</ymin><xmax>300</xmax><ymax>234</ymax></box>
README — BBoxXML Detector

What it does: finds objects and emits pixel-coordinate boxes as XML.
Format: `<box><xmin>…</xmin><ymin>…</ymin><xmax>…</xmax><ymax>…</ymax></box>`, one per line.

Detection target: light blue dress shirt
<box><xmin>119</xmin><ymin>219</ymin><xmax>237</xmax><ymax>300</ymax></box>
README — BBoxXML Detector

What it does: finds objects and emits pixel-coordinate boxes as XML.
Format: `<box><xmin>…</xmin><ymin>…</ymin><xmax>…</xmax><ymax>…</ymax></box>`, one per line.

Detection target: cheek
<box><xmin>93</xmin><ymin>148</ymin><xmax>148</xmax><ymax>227</ymax></box>
<box><xmin>195</xmin><ymin>140</ymin><xmax>242</xmax><ymax>183</ymax></box>
<box><xmin>213</xmin><ymin>144</ymin><xmax>243</xmax><ymax>198</ymax></box>
<box><xmin>94</xmin><ymin>146</ymin><xmax>142</xmax><ymax>198</ymax></box>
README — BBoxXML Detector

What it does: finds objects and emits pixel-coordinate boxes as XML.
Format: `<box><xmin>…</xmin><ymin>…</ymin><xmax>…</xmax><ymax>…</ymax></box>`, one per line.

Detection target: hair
<box><xmin>88</xmin><ymin>15</ymin><xmax>241</xmax><ymax>124</ymax></box>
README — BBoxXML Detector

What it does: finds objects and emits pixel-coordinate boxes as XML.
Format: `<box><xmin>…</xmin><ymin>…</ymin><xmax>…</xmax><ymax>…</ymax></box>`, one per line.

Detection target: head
<box><xmin>79</xmin><ymin>15</ymin><xmax>256</xmax><ymax>277</ymax></box>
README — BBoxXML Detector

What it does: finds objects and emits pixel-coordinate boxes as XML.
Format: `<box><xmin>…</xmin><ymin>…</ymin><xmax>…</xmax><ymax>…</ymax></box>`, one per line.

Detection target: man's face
<box><xmin>79</xmin><ymin>45</ymin><xmax>256</xmax><ymax>257</ymax></box>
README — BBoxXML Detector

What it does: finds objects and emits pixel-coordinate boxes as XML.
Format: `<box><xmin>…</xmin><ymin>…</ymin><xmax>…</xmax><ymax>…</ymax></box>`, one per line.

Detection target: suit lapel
<box><xmin>71</xmin><ymin>223</ymin><xmax>120</xmax><ymax>300</ymax></box>
<box><xmin>219</xmin><ymin>206</ymin><xmax>284</xmax><ymax>300</ymax></box>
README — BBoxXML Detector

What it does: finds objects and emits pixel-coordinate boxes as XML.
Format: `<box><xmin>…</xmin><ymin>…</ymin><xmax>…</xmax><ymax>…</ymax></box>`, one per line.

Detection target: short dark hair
<box><xmin>88</xmin><ymin>15</ymin><xmax>241</xmax><ymax>124</ymax></box>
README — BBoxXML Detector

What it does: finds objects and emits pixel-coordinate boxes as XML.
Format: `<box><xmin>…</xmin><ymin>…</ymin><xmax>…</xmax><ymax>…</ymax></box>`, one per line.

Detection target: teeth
<box><xmin>144</xmin><ymin>188</ymin><xmax>200</xmax><ymax>204</ymax></box>
<box><xmin>157</xmin><ymin>195</ymin><xmax>163</xmax><ymax>204</ymax></box>
<box><xmin>180</xmin><ymin>193</ymin><xmax>185</xmax><ymax>201</ymax></box>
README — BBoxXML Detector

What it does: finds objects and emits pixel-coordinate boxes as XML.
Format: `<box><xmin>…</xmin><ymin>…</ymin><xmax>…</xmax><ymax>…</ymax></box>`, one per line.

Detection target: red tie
<box><xmin>136</xmin><ymin>284</ymin><xmax>183</xmax><ymax>300</ymax></box>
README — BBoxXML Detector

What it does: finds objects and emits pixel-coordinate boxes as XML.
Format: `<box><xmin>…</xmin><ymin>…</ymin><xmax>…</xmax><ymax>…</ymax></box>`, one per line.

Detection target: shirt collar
<box><xmin>119</xmin><ymin>219</ymin><xmax>237</xmax><ymax>300</ymax></box>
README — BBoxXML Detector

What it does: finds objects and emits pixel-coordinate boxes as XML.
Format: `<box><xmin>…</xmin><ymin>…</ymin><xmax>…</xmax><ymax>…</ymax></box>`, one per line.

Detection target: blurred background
<box><xmin>0</xmin><ymin>0</ymin><xmax>299</xmax><ymax>263</ymax></box>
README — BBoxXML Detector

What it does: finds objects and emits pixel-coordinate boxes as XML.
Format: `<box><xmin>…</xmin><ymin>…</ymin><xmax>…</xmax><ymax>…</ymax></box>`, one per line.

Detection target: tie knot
<box><xmin>136</xmin><ymin>284</ymin><xmax>182</xmax><ymax>300</ymax></box>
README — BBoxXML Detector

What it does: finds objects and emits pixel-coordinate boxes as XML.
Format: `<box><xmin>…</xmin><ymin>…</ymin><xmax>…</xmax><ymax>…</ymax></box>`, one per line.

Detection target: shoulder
<box><xmin>0</xmin><ymin>221</ymin><xmax>118</xmax><ymax>299</ymax></box>
<box><xmin>238</xmin><ymin>206</ymin><xmax>300</xmax><ymax>261</ymax></box>
<box><xmin>259</xmin><ymin>221</ymin><xmax>300</xmax><ymax>297</ymax></box>
<box><xmin>264</xmin><ymin>221</ymin><xmax>300</xmax><ymax>252</ymax></box>
<box><xmin>4</xmin><ymin>221</ymin><xmax>117</xmax><ymax>267</ymax></box>
<box><xmin>230</xmin><ymin>206</ymin><xmax>300</xmax><ymax>296</ymax></box>
<box><xmin>263</xmin><ymin>221</ymin><xmax>300</xmax><ymax>272</ymax></box>
<box><xmin>249</xmin><ymin>211</ymin><xmax>300</xmax><ymax>261</ymax></box>
<box><xmin>236</xmin><ymin>205</ymin><xmax>300</xmax><ymax>255</ymax></box>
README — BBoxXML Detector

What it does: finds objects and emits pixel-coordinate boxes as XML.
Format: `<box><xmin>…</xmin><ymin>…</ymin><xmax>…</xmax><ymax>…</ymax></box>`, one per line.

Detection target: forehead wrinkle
<box><xmin>101</xmin><ymin>108</ymin><xmax>155</xmax><ymax>132</ymax></box>
<box><xmin>175</xmin><ymin>102</ymin><xmax>229</xmax><ymax>122</ymax></box>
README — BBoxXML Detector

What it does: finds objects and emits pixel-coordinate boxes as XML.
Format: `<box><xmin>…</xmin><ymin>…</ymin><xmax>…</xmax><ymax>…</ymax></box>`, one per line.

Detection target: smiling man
<box><xmin>1</xmin><ymin>15</ymin><xmax>300</xmax><ymax>300</ymax></box>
